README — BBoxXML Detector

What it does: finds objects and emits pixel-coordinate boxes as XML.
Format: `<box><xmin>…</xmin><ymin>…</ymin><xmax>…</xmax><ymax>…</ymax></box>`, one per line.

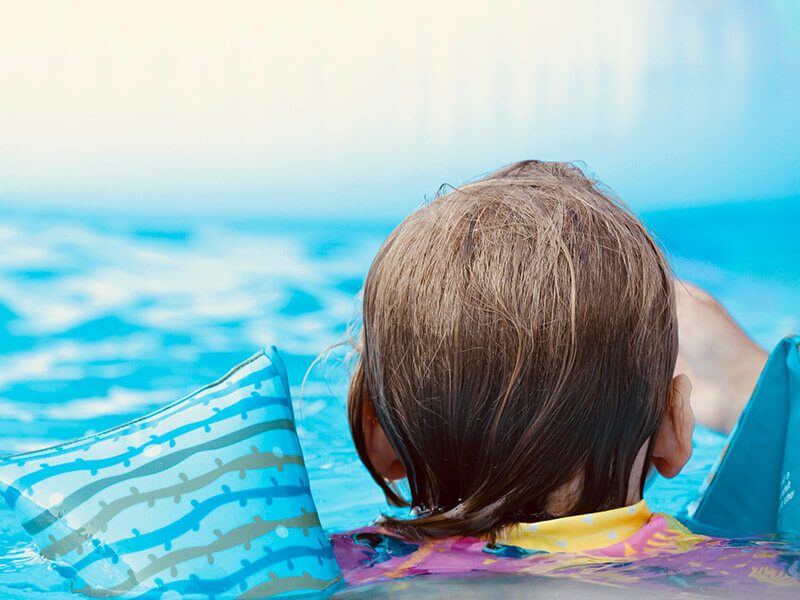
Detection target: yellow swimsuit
<box><xmin>499</xmin><ymin>500</ymin><xmax>675</xmax><ymax>553</ymax></box>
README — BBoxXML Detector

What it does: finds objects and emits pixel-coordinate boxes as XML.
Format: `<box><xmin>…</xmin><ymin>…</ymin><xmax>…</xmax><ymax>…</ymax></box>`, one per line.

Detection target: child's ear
<box><xmin>652</xmin><ymin>374</ymin><xmax>695</xmax><ymax>479</ymax></box>
<box><xmin>361</xmin><ymin>396</ymin><xmax>406</xmax><ymax>481</ymax></box>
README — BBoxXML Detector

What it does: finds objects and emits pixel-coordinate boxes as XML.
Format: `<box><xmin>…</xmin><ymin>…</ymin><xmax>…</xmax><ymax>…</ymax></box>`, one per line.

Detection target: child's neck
<box><xmin>545</xmin><ymin>442</ymin><xmax>648</xmax><ymax>516</ymax></box>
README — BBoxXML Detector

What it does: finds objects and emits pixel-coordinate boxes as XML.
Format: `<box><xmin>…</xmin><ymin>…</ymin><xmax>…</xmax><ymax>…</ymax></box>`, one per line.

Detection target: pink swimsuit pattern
<box><xmin>331</xmin><ymin>501</ymin><xmax>800</xmax><ymax>595</ymax></box>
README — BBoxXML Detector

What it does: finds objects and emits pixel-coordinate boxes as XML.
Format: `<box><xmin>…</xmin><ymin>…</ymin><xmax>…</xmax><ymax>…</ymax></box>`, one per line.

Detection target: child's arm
<box><xmin>674</xmin><ymin>281</ymin><xmax>767</xmax><ymax>434</ymax></box>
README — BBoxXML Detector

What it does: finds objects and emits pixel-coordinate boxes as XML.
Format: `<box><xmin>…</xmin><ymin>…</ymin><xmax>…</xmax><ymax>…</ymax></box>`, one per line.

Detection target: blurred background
<box><xmin>0</xmin><ymin>2</ymin><xmax>799</xmax><ymax>595</ymax></box>
<box><xmin>1</xmin><ymin>0</ymin><xmax>799</xmax><ymax>218</ymax></box>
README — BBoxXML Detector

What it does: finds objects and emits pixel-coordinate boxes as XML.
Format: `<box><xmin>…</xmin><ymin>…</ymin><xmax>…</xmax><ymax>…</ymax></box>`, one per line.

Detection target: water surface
<box><xmin>0</xmin><ymin>200</ymin><xmax>797</xmax><ymax>597</ymax></box>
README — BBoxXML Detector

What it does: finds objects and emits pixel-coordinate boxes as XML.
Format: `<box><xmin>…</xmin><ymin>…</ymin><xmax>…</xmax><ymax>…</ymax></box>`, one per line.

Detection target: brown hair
<box><xmin>348</xmin><ymin>160</ymin><xmax>677</xmax><ymax>540</ymax></box>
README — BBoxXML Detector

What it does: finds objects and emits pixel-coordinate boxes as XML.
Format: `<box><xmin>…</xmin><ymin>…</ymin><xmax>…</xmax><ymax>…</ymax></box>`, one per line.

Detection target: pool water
<box><xmin>0</xmin><ymin>199</ymin><xmax>797</xmax><ymax>597</ymax></box>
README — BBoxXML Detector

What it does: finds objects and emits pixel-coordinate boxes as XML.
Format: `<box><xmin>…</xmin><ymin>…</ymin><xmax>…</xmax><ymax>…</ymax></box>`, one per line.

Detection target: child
<box><xmin>332</xmin><ymin>161</ymin><xmax>798</xmax><ymax>593</ymax></box>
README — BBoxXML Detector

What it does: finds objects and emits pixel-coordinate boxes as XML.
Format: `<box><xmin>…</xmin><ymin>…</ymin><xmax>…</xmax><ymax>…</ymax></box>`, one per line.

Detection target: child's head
<box><xmin>348</xmin><ymin>160</ymin><xmax>694</xmax><ymax>539</ymax></box>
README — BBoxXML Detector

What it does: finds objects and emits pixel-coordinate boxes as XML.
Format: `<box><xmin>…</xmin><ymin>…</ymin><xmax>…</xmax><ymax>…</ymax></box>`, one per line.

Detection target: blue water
<box><xmin>0</xmin><ymin>200</ymin><xmax>797</xmax><ymax>597</ymax></box>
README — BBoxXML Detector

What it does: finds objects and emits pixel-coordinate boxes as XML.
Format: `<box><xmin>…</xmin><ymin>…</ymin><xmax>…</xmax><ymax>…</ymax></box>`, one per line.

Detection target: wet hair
<box><xmin>347</xmin><ymin>160</ymin><xmax>677</xmax><ymax>540</ymax></box>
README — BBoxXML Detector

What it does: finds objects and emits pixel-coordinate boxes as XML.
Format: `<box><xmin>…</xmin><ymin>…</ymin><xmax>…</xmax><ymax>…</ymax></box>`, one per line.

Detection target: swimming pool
<box><xmin>0</xmin><ymin>199</ymin><xmax>797</xmax><ymax>597</ymax></box>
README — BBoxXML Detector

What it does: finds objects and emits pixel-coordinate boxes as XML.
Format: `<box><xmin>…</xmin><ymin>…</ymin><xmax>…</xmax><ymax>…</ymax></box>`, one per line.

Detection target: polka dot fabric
<box><xmin>0</xmin><ymin>348</ymin><xmax>343</xmax><ymax>598</ymax></box>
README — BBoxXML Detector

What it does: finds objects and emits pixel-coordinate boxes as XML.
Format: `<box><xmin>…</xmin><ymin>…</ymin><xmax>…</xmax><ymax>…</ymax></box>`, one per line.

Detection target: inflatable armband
<box><xmin>0</xmin><ymin>348</ymin><xmax>343</xmax><ymax>598</ymax></box>
<box><xmin>681</xmin><ymin>335</ymin><xmax>800</xmax><ymax>537</ymax></box>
